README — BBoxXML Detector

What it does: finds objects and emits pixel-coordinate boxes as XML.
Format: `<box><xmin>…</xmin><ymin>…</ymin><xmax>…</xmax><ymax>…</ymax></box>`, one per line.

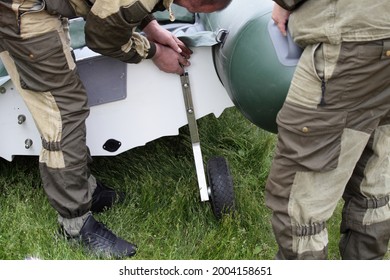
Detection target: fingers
<box><xmin>146</xmin><ymin>29</ymin><xmax>193</xmax><ymax>58</ymax></box>
<box><xmin>178</xmin><ymin>54</ymin><xmax>190</xmax><ymax>67</ymax></box>
<box><xmin>152</xmin><ymin>43</ymin><xmax>190</xmax><ymax>75</ymax></box>
<box><xmin>278</xmin><ymin>22</ymin><xmax>288</xmax><ymax>36</ymax></box>
<box><xmin>271</xmin><ymin>3</ymin><xmax>291</xmax><ymax>36</ymax></box>
<box><xmin>178</xmin><ymin>44</ymin><xmax>193</xmax><ymax>59</ymax></box>
<box><xmin>170</xmin><ymin>54</ymin><xmax>191</xmax><ymax>75</ymax></box>
<box><xmin>170</xmin><ymin>36</ymin><xmax>193</xmax><ymax>59</ymax></box>
<box><xmin>164</xmin><ymin>35</ymin><xmax>182</xmax><ymax>53</ymax></box>
<box><xmin>163</xmin><ymin>38</ymin><xmax>192</xmax><ymax>72</ymax></box>
<box><xmin>174</xmin><ymin>38</ymin><xmax>193</xmax><ymax>58</ymax></box>
<box><xmin>272</xmin><ymin>16</ymin><xmax>288</xmax><ymax>36</ymax></box>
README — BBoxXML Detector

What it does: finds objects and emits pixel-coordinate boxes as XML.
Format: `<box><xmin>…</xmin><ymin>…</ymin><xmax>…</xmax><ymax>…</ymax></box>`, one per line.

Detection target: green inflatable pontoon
<box><xmin>201</xmin><ymin>0</ymin><xmax>302</xmax><ymax>133</ymax></box>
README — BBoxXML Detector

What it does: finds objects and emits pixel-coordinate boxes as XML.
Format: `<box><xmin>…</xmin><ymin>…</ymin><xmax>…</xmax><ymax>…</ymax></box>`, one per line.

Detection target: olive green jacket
<box><xmin>274</xmin><ymin>0</ymin><xmax>390</xmax><ymax>47</ymax></box>
<box><xmin>0</xmin><ymin>0</ymin><xmax>176</xmax><ymax>63</ymax></box>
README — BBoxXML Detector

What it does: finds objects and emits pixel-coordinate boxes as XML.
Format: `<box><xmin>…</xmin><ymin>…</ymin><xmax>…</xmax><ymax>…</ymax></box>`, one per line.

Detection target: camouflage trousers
<box><xmin>0</xmin><ymin>9</ymin><xmax>95</xmax><ymax>219</ymax></box>
<box><xmin>266</xmin><ymin>39</ymin><xmax>390</xmax><ymax>259</ymax></box>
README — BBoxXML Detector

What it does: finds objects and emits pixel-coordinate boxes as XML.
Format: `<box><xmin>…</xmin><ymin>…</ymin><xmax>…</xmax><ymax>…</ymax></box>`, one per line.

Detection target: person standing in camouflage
<box><xmin>266</xmin><ymin>0</ymin><xmax>390</xmax><ymax>259</ymax></box>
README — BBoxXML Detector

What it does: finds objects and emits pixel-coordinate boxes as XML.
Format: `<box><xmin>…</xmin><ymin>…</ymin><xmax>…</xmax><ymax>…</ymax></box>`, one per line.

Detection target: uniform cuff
<box><xmin>146</xmin><ymin>41</ymin><xmax>156</xmax><ymax>59</ymax></box>
<box><xmin>140</xmin><ymin>14</ymin><xmax>156</xmax><ymax>30</ymax></box>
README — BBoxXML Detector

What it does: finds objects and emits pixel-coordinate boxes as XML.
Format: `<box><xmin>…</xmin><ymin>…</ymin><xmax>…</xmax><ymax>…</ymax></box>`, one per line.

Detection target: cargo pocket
<box><xmin>3</xmin><ymin>31</ymin><xmax>74</xmax><ymax>92</ymax></box>
<box><xmin>276</xmin><ymin>102</ymin><xmax>347</xmax><ymax>172</ymax></box>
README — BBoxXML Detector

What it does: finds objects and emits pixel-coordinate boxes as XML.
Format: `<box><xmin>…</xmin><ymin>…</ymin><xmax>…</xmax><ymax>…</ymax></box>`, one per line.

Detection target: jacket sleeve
<box><xmin>84</xmin><ymin>0</ymin><xmax>157</xmax><ymax>64</ymax></box>
<box><xmin>273</xmin><ymin>0</ymin><xmax>307</xmax><ymax>11</ymax></box>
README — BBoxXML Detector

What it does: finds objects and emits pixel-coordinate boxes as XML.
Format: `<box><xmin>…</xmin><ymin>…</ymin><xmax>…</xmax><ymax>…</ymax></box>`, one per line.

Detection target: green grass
<box><xmin>0</xmin><ymin>107</ymin><xmax>355</xmax><ymax>260</ymax></box>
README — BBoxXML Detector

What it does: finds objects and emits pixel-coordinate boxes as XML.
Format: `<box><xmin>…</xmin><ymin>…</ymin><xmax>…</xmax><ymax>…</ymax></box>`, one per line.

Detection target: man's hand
<box><xmin>152</xmin><ymin>43</ymin><xmax>190</xmax><ymax>75</ymax></box>
<box><xmin>272</xmin><ymin>3</ymin><xmax>291</xmax><ymax>36</ymax></box>
<box><xmin>143</xmin><ymin>20</ymin><xmax>193</xmax><ymax>59</ymax></box>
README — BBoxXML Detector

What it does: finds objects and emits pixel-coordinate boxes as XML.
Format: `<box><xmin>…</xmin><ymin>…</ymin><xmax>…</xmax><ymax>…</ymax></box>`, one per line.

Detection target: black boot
<box><xmin>91</xmin><ymin>181</ymin><xmax>125</xmax><ymax>213</ymax></box>
<box><xmin>77</xmin><ymin>215</ymin><xmax>137</xmax><ymax>258</ymax></box>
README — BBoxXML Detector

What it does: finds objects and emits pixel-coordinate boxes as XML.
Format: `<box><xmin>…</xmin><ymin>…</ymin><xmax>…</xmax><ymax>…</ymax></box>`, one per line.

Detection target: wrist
<box><xmin>142</xmin><ymin>19</ymin><xmax>159</xmax><ymax>35</ymax></box>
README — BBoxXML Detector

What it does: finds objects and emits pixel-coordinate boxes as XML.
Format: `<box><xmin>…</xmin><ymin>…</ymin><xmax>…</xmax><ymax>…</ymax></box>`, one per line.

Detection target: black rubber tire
<box><xmin>206</xmin><ymin>156</ymin><xmax>235</xmax><ymax>220</ymax></box>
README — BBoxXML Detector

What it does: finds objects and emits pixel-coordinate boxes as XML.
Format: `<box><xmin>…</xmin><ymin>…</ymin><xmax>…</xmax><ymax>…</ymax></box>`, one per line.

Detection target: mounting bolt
<box><xmin>18</xmin><ymin>114</ymin><xmax>26</xmax><ymax>124</ymax></box>
<box><xmin>25</xmin><ymin>139</ymin><xmax>33</xmax><ymax>149</ymax></box>
<box><xmin>0</xmin><ymin>87</ymin><xmax>5</xmax><ymax>94</ymax></box>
